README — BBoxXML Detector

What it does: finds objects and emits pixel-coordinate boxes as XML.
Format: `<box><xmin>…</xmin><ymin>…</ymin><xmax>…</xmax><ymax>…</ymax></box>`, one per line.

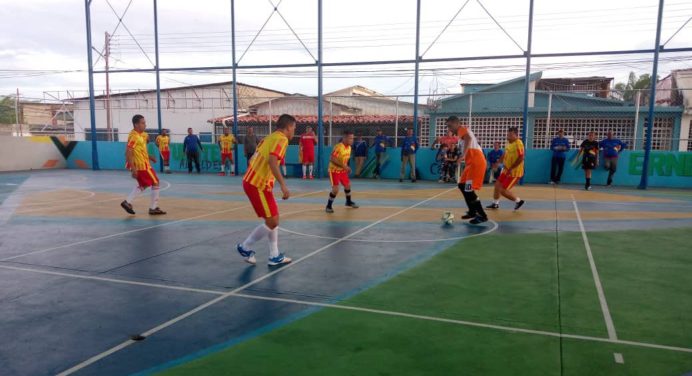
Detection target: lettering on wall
<box><xmin>629</xmin><ymin>152</ymin><xmax>692</xmax><ymax>177</ymax></box>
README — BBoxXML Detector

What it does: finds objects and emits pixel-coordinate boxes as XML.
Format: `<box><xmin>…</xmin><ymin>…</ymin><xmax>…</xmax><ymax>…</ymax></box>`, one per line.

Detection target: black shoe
<box><xmin>120</xmin><ymin>200</ymin><xmax>135</xmax><ymax>215</ymax></box>
<box><xmin>346</xmin><ymin>201</ymin><xmax>359</xmax><ymax>209</ymax></box>
<box><xmin>148</xmin><ymin>207</ymin><xmax>167</xmax><ymax>215</ymax></box>
<box><xmin>469</xmin><ymin>216</ymin><xmax>488</xmax><ymax>225</ymax></box>
<box><xmin>486</xmin><ymin>203</ymin><xmax>499</xmax><ymax>209</ymax></box>
<box><xmin>585</xmin><ymin>185</ymin><xmax>592</xmax><ymax>191</ymax></box>
<box><xmin>514</xmin><ymin>200</ymin><xmax>525</xmax><ymax>211</ymax></box>
<box><xmin>461</xmin><ymin>212</ymin><xmax>476</xmax><ymax>220</ymax></box>
<box><xmin>399</xmin><ymin>179</ymin><xmax>403</xmax><ymax>182</ymax></box>
<box><xmin>326</xmin><ymin>207</ymin><xmax>334</xmax><ymax>213</ymax></box>
<box><xmin>412</xmin><ymin>179</ymin><xmax>416</xmax><ymax>183</ymax></box>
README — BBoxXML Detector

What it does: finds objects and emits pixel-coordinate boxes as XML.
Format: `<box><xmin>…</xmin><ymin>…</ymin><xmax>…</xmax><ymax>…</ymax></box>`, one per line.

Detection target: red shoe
<box><xmin>309</xmin><ymin>175</ymin><xmax>314</xmax><ymax>180</ymax></box>
<box><xmin>230</xmin><ymin>172</ymin><xmax>235</xmax><ymax>176</ymax></box>
<box><xmin>217</xmin><ymin>172</ymin><xmax>225</xmax><ymax>176</ymax></box>
<box><xmin>302</xmin><ymin>175</ymin><xmax>307</xmax><ymax>180</ymax></box>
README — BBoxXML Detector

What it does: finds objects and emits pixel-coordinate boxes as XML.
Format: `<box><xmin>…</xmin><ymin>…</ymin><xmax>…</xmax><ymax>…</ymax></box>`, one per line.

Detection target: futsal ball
<box><xmin>441</xmin><ymin>211</ymin><xmax>454</xmax><ymax>226</ymax></box>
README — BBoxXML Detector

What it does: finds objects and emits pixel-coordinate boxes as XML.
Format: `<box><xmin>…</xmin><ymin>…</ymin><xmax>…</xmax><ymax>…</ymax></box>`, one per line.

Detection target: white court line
<box><xmin>55</xmin><ymin>187</ymin><xmax>456</xmax><ymax>375</ymax></box>
<box><xmin>2</xmin><ymin>262</ymin><xmax>691</xmax><ymax>357</ymax></box>
<box><xmin>572</xmin><ymin>194</ymin><xmax>618</xmax><ymax>342</ymax></box>
<box><xmin>1</xmin><ymin>188</ymin><xmax>322</xmax><ymax>262</ymax></box>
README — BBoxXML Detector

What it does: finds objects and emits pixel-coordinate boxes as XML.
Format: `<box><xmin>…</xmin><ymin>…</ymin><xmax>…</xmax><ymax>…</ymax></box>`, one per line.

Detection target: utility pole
<box><xmin>15</xmin><ymin>88</ymin><xmax>21</xmax><ymax>136</ymax></box>
<box><xmin>105</xmin><ymin>31</ymin><xmax>113</xmax><ymax>141</ymax></box>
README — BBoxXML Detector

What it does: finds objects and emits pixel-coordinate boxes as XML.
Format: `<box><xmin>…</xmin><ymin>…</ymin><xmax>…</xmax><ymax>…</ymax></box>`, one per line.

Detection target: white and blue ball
<box><xmin>441</xmin><ymin>211</ymin><xmax>455</xmax><ymax>226</ymax></box>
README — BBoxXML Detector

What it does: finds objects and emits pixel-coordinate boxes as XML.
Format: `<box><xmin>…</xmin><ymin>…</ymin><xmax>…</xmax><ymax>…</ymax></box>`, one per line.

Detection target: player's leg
<box><xmin>219</xmin><ymin>154</ymin><xmax>227</xmax><ymax>176</ymax></box>
<box><xmin>399</xmin><ymin>155</ymin><xmax>408</xmax><ymax>182</ymax></box>
<box><xmin>302</xmin><ymin>164</ymin><xmax>307</xmax><ymax>179</ymax></box>
<box><xmin>458</xmin><ymin>167</ymin><xmax>476</xmax><ymax>218</ymax></box>
<box><xmin>145</xmin><ymin>168</ymin><xmax>166</xmax><ymax>215</ymax></box>
<box><xmin>187</xmin><ymin>152</ymin><xmax>193</xmax><ymax>173</ymax></box>
<box><xmin>374</xmin><ymin>152</ymin><xmax>381</xmax><ymax>178</ymax></box>
<box><xmin>238</xmin><ymin>182</ymin><xmax>290</xmax><ymax>265</ymax></box>
<box><xmin>325</xmin><ymin>173</ymin><xmax>340</xmax><ymax>213</ymax></box>
<box><xmin>487</xmin><ymin>177</ymin><xmax>502</xmax><ymax>209</ymax></box>
<box><xmin>308</xmin><ymin>163</ymin><xmax>314</xmax><ymax>179</ymax></box>
<box><xmin>229</xmin><ymin>154</ymin><xmax>235</xmax><ymax>176</ymax></box>
<box><xmin>343</xmin><ymin>173</ymin><xmax>358</xmax><ymax>208</ymax></box>
<box><xmin>498</xmin><ymin>175</ymin><xmax>524</xmax><ymax>210</ymax></box>
<box><xmin>121</xmin><ymin>181</ymin><xmax>143</xmax><ymax>215</ymax></box>
<box><xmin>606</xmin><ymin>158</ymin><xmax>617</xmax><ymax>186</ymax></box>
<box><xmin>410</xmin><ymin>154</ymin><xmax>416</xmax><ymax>182</ymax></box>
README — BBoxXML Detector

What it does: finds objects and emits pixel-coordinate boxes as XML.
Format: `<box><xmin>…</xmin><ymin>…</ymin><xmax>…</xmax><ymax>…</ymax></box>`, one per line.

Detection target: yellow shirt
<box><xmin>503</xmin><ymin>139</ymin><xmax>525</xmax><ymax>178</ymax></box>
<box><xmin>127</xmin><ymin>130</ymin><xmax>150</xmax><ymax>171</ymax></box>
<box><xmin>155</xmin><ymin>135</ymin><xmax>170</xmax><ymax>152</ymax></box>
<box><xmin>219</xmin><ymin>134</ymin><xmax>236</xmax><ymax>153</ymax></box>
<box><xmin>329</xmin><ymin>143</ymin><xmax>351</xmax><ymax>172</ymax></box>
<box><xmin>243</xmin><ymin>131</ymin><xmax>288</xmax><ymax>190</ymax></box>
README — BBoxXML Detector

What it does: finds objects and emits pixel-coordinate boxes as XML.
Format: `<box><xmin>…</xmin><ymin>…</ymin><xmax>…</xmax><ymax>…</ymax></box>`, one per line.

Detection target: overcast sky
<box><xmin>1</xmin><ymin>0</ymin><xmax>691</xmax><ymax>100</ymax></box>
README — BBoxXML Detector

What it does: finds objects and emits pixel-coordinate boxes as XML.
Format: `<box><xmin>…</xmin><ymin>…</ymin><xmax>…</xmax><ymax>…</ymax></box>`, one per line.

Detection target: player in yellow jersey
<box><xmin>326</xmin><ymin>130</ymin><xmax>359</xmax><ymax>213</ymax></box>
<box><xmin>236</xmin><ymin>114</ymin><xmax>295</xmax><ymax>266</ymax></box>
<box><xmin>487</xmin><ymin>127</ymin><xmax>525</xmax><ymax>211</ymax></box>
<box><xmin>217</xmin><ymin>127</ymin><xmax>237</xmax><ymax>176</ymax></box>
<box><xmin>120</xmin><ymin>115</ymin><xmax>166</xmax><ymax>216</ymax></box>
<box><xmin>155</xmin><ymin>129</ymin><xmax>171</xmax><ymax>174</ymax></box>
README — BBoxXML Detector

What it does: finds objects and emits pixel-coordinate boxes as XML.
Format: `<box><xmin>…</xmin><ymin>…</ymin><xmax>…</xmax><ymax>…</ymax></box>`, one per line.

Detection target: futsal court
<box><xmin>0</xmin><ymin>169</ymin><xmax>690</xmax><ymax>375</ymax></box>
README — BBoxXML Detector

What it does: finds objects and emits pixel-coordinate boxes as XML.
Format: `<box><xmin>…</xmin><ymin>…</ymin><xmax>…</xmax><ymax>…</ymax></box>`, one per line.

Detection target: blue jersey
<box><xmin>600</xmin><ymin>138</ymin><xmax>626</xmax><ymax>158</ymax></box>
<box><xmin>183</xmin><ymin>135</ymin><xmax>202</xmax><ymax>153</ymax></box>
<box><xmin>354</xmin><ymin>139</ymin><xmax>369</xmax><ymax>157</ymax></box>
<box><xmin>374</xmin><ymin>135</ymin><xmax>389</xmax><ymax>153</ymax></box>
<box><xmin>487</xmin><ymin>149</ymin><xmax>504</xmax><ymax>164</ymax></box>
<box><xmin>550</xmin><ymin>137</ymin><xmax>571</xmax><ymax>159</ymax></box>
<box><xmin>401</xmin><ymin>136</ymin><xmax>418</xmax><ymax>156</ymax></box>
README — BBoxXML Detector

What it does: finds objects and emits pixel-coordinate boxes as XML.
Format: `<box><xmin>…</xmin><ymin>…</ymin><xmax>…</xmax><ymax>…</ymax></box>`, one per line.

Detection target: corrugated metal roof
<box><xmin>208</xmin><ymin>114</ymin><xmax>419</xmax><ymax>124</ymax></box>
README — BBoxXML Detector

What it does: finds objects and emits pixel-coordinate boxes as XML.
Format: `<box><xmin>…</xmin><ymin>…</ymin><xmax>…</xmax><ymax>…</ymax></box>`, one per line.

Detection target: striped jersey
<box><xmin>127</xmin><ymin>130</ymin><xmax>150</xmax><ymax>171</ymax></box>
<box><xmin>243</xmin><ymin>131</ymin><xmax>288</xmax><ymax>190</ymax></box>
<box><xmin>155</xmin><ymin>135</ymin><xmax>170</xmax><ymax>152</ymax></box>
<box><xmin>219</xmin><ymin>134</ymin><xmax>236</xmax><ymax>153</ymax></box>
<box><xmin>329</xmin><ymin>143</ymin><xmax>351</xmax><ymax>172</ymax></box>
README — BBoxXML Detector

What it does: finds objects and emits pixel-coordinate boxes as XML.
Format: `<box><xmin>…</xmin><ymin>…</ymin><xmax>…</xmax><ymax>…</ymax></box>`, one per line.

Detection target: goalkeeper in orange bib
<box><xmin>446</xmin><ymin>116</ymin><xmax>488</xmax><ymax>224</ymax></box>
<box><xmin>120</xmin><ymin>115</ymin><xmax>166</xmax><ymax>216</ymax></box>
<box><xmin>218</xmin><ymin>127</ymin><xmax>237</xmax><ymax>176</ymax></box>
<box><xmin>236</xmin><ymin>114</ymin><xmax>295</xmax><ymax>266</ymax></box>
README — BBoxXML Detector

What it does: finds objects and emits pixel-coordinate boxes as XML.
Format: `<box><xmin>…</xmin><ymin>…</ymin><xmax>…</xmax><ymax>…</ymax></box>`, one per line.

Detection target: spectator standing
<box><xmin>599</xmin><ymin>131</ymin><xmax>627</xmax><ymax>186</ymax></box>
<box><xmin>400</xmin><ymin>128</ymin><xmax>418</xmax><ymax>183</ymax></box>
<box><xmin>299</xmin><ymin>126</ymin><xmax>317</xmax><ymax>179</ymax></box>
<box><xmin>436</xmin><ymin>144</ymin><xmax>449</xmax><ymax>182</ymax></box>
<box><xmin>353</xmin><ymin>134</ymin><xmax>369</xmax><ymax>177</ymax></box>
<box><xmin>243</xmin><ymin>127</ymin><xmax>260</xmax><ymax>167</ymax></box>
<box><xmin>549</xmin><ymin>130</ymin><xmax>571</xmax><ymax>184</ymax></box>
<box><xmin>373</xmin><ymin>129</ymin><xmax>389</xmax><ymax>179</ymax></box>
<box><xmin>486</xmin><ymin>142</ymin><xmax>504</xmax><ymax>184</ymax></box>
<box><xmin>183</xmin><ymin>127</ymin><xmax>203</xmax><ymax>174</ymax></box>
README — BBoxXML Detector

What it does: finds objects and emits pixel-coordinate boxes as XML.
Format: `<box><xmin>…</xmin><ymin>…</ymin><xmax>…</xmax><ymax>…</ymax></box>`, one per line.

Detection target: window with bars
<box><xmin>470</xmin><ymin>117</ymin><xmax>523</xmax><ymax>148</ymax></box>
<box><xmin>646</xmin><ymin>118</ymin><xmax>674</xmax><ymax>151</ymax></box>
<box><xmin>435</xmin><ymin>117</ymin><xmax>449</xmax><ymax>141</ymax></box>
<box><xmin>532</xmin><ymin>118</ymin><xmax>636</xmax><ymax>150</ymax></box>
<box><xmin>419</xmin><ymin>116</ymin><xmax>430</xmax><ymax>147</ymax></box>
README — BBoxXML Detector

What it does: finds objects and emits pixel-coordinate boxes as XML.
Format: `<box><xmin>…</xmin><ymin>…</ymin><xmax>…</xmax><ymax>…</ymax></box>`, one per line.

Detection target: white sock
<box><xmin>230</xmin><ymin>164</ymin><xmax>235</xmax><ymax>174</ymax></box>
<box><xmin>150</xmin><ymin>186</ymin><xmax>160</xmax><ymax>210</ymax></box>
<box><xmin>268</xmin><ymin>226</ymin><xmax>279</xmax><ymax>258</ymax></box>
<box><xmin>242</xmin><ymin>224</ymin><xmax>271</xmax><ymax>249</ymax></box>
<box><xmin>127</xmin><ymin>186</ymin><xmax>142</xmax><ymax>204</ymax></box>
<box><xmin>302</xmin><ymin>165</ymin><xmax>307</xmax><ymax>176</ymax></box>
<box><xmin>220</xmin><ymin>165</ymin><xmax>225</xmax><ymax>172</ymax></box>
<box><xmin>309</xmin><ymin>164</ymin><xmax>314</xmax><ymax>176</ymax></box>
<box><xmin>515</xmin><ymin>197</ymin><xmax>521</xmax><ymax>203</ymax></box>
<box><xmin>493</xmin><ymin>199</ymin><xmax>500</xmax><ymax>205</ymax></box>
<box><xmin>282</xmin><ymin>166</ymin><xmax>287</xmax><ymax>175</ymax></box>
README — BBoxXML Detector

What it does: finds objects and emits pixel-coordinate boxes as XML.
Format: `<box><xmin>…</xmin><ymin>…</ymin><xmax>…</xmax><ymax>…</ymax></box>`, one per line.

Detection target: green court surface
<box><xmin>161</xmin><ymin>228</ymin><xmax>692</xmax><ymax>376</ymax></box>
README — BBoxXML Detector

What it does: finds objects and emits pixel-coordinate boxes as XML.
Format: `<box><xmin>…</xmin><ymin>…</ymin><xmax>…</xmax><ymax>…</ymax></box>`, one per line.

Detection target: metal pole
<box><xmin>15</xmin><ymin>88</ymin><xmax>21</xmax><ymax>136</ymax></box>
<box><xmin>412</xmin><ymin>0</ymin><xmax>422</xmax><ymax>138</ymax></box>
<box><xmin>153</xmin><ymin>0</ymin><xmax>164</xmax><ymax>171</ymax></box>
<box><xmin>639</xmin><ymin>0</ymin><xmax>665</xmax><ymax>190</ymax></box>
<box><xmin>521</xmin><ymin>0</ymin><xmax>535</xmax><ymax>146</ymax></box>
<box><xmin>546</xmin><ymin>92</ymin><xmax>552</xmax><ymax>147</ymax></box>
<box><xmin>329</xmin><ymin>98</ymin><xmax>333</xmax><ymax>146</ymax></box>
<box><xmin>84</xmin><ymin>0</ymin><xmax>99</xmax><ymax>170</ymax></box>
<box><xmin>231</xmin><ymin>0</ymin><xmax>239</xmax><ymax>176</ymax></box>
<box><xmin>468</xmin><ymin>94</ymin><xmax>473</xmax><ymax>126</ymax></box>
<box><xmin>317</xmin><ymin>0</ymin><xmax>324</xmax><ymax>178</ymax></box>
<box><xmin>268</xmin><ymin>99</ymin><xmax>272</xmax><ymax>134</ymax></box>
<box><xmin>633</xmin><ymin>90</ymin><xmax>641</xmax><ymax>150</ymax></box>
<box><xmin>394</xmin><ymin>96</ymin><xmax>399</xmax><ymax>147</ymax></box>
<box><xmin>105</xmin><ymin>32</ymin><xmax>113</xmax><ymax>142</ymax></box>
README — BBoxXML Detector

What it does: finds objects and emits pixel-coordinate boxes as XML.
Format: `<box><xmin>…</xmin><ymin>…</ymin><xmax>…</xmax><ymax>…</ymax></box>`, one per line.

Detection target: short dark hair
<box><xmin>132</xmin><ymin>114</ymin><xmax>144</xmax><ymax>125</ymax></box>
<box><xmin>275</xmin><ymin>114</ymin><xmax>296</xmax><ymax>129</ymax></box>
<box><xmin>343</xmin><ymin>130</ymin><xmax>354</xmax><ymax>136</ymax></box>
<box><xmin>508</xmin><ymin>126</ymin><xmax>519</xmax><ymax>134</ymax></box>
<box><xmin>446</xmin><ymin>115</ymin><xmax>460</xmax><ymax>123</ymax></box>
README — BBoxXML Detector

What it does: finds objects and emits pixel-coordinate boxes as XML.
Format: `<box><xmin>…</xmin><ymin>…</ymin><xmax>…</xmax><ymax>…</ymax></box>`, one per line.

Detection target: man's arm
<box><xmin>197</xmin><ymin>136</ymin><xmax>203</xmax><ymax>151</ymax></box>
<box><xmin>268</xmin><ymin>154</ymin><xmax>289</xmax><ymax>199</ymax></box>
<box><xmin>330</xmin><ymin>153</ymin><xmax>351</xmax><ymax>173</ymax></box>
<box><xmin>125</xmin><ymin>148</ymin><xmax>137</xmax><ymax>178</ymax></box>
<box><xmin>183</xmin><ymin>137</ymin><xmax>188</xmax><ymax>154</ymax></box>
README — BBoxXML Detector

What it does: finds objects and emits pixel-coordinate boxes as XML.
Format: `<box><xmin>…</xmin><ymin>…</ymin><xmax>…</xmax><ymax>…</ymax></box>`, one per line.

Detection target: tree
<box><xmin>614</xmin><ymin>72</ymin><xmax>657</xmax><ymax>104</ymax></box>
<box><xmin>0</xmin><ymin>96</ymin><xmax>17</xmax><ymax>124</ymax></box>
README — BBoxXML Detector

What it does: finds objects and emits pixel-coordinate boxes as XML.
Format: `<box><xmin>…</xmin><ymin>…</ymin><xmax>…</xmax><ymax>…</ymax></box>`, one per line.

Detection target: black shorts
<box><xmin>582</xmin><ymin>155</ymin><xmax>597</xmax><ymax>170</ymax></box>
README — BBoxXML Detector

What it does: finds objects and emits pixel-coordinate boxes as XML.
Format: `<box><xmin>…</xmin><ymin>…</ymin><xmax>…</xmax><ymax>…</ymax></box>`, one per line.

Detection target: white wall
<box><xmin>0</xmin><ymin>136</ymin><xmax>66</xmax><ymax>172</ymax></box>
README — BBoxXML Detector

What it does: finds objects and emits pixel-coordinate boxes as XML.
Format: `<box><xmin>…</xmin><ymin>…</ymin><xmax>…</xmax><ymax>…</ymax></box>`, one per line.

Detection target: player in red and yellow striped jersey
<box><xmin>236</xmin><ymin>114</ymin><xmax>296</xmax><ymax>266</ymax></box>
<box><xmin>487</xmin><ymin>127</ymin><xmax>526</xmax><ymax>211</ymax></box>
<box><xmin>325</xmin><ymin>130</ymin><xmax>359</xmax><ymax>213</ymax></box>
<box><xmin>446</xmin><ymin>116</ymin><xmax>488</xmax><ymax>225</ymax></box>
<box><xmin>155</xmin><ymin>129</ymin><xmax>171</xmax><ymax>173</ymax></box>
<box><xmin>217</xmin><ymin>127</ymin><xmax>237</xmax><ymax>176</ymax></box>
<box><xmin>120</xmin><ymin>115</ymin><xmax>166</xmax><ymax>216</ymax></box>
